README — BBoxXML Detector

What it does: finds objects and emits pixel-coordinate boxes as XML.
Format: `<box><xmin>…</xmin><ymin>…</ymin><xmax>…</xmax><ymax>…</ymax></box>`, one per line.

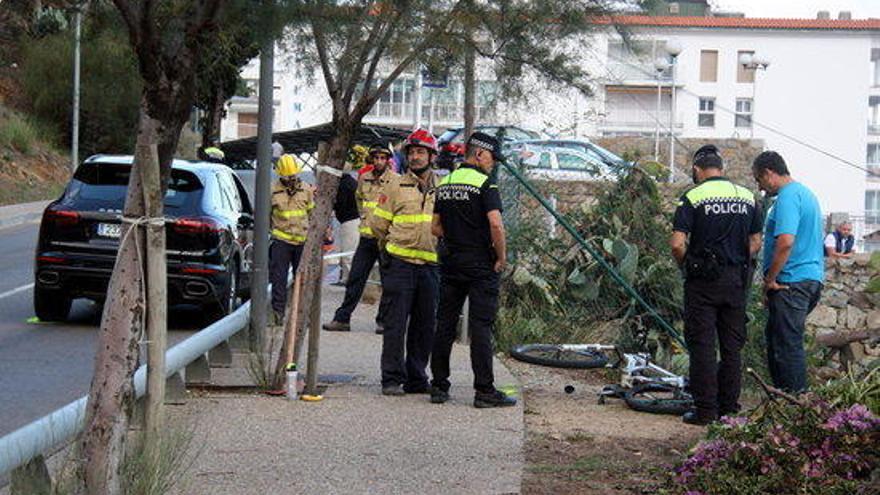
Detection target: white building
<box><xmin>219</xmin><ymin>13</ymin><xmax>880</xmax><ymax>238</ymax></box>
<box><xmin>588</xmin><ymin>14</ymin><xmax>880</xmax><ymax>241</ymax></box>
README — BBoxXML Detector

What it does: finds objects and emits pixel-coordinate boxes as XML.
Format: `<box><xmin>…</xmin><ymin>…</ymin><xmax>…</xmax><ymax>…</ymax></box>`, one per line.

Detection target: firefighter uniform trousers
<box><xmin>431</xmin><ymin>263</ymin><xmax>500</xmax><ymax>394</ymax></box>
<box><xmin>331</xmin><ymin>236</ymin><xmax>392</xmax><ymax>325</ymax></box>
<box><xmin>382</xmin><ymin>257</ymin><xmax>438</xmax><ymax>390</ymax></box>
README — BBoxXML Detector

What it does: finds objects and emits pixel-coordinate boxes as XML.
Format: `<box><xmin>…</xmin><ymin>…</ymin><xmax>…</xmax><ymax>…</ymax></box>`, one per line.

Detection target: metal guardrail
<box><xmin>0</xmin><ymin>249</ymin><xmax>356</xmax><ymax>482</ymax></box>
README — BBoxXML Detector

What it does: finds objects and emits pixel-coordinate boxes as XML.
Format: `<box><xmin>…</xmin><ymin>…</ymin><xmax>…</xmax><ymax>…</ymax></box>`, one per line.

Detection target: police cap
<box><xmin>693</xmin><ymin>144</ymin><xmax>723</xmax><ymax>169</ymax></box>
<box><xmin>466</xmin><ymin>132</ymin><xmax>502</xmax><ymax>161</ymax></box>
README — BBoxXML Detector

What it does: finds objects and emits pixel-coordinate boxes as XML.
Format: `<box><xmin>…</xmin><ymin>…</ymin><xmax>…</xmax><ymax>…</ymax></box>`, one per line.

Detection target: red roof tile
<box><xmin>597</xmin><ymin>15</ymin><xmax>880</xmax><ymax>31</ymax></box>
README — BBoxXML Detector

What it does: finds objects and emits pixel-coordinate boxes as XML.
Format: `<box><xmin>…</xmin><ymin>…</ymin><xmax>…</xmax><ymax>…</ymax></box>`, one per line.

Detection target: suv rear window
<box><xmin>65</xmin><ymin>162</ymin><xmax>203</xmax><ymax>213</ymax></box>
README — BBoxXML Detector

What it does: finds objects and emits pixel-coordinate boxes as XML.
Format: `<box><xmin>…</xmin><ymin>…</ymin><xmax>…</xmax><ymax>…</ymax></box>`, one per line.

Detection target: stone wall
<box><xmin>593</xmin><ymin>137</ymin><xmax>765</xmax><ymax>187</ymax></box>
<box><xmin>806</xmin><ymin>255</ymin><xmax>880</xmax><ymax>377</ymax></box>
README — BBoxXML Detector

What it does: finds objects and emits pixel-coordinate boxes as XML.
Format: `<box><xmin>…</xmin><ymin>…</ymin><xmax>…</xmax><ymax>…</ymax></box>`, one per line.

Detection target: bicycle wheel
<box><xmin>624</xmin><ymin>382</ymin><xmax>693</xmax><ymax>415</ymax></box>
<box><xmin>509</xmin><ymin>344</ymin><xmax>608</xmax><ymax>369</ymax></box>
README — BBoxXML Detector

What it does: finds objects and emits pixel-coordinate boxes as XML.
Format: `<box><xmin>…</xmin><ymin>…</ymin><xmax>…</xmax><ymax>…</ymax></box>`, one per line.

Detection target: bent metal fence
<box><xmin>0</xmin><ymin>251</ymin><xmax>353</xmax><ymax>492</ymax></box>
<box><xmin>495</xmin><ymin>154</ymin><xmax>687</xmax><ymax>360</ymax></box>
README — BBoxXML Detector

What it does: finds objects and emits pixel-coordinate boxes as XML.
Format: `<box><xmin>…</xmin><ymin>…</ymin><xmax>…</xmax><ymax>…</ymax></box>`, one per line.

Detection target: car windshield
<box><xmin>438</xmin><ymin>130</ymin><xmax>459</xmax><ymax>143</ymax></box>
<box><xmin>65</xmin><ymin>162</ymin><xmax>203</xmax><ymax>213</ymax></box>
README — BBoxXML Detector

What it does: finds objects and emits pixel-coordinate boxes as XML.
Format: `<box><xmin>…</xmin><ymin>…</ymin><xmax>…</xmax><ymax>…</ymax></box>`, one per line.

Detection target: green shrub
<box><xmin>0</xmin><ymin>110</ymin><xmax>40</xmax><ymax>153</ymax></box>
<box><xmin>21</xmin><ymin>19</ymin><xmax>141</xmax><ymax>158</ymax></box>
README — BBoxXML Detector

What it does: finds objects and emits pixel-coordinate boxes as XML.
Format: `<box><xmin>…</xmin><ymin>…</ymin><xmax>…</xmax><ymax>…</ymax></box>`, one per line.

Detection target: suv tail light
<box><xmin>44</xmin><ymin>209</ymin><xmax>80</xmax><ymax>226</ymax></box>
<box><xmin>172</xmin><ymin>217</ymin><xmax>223</xmax><ymax>234</ymax></box>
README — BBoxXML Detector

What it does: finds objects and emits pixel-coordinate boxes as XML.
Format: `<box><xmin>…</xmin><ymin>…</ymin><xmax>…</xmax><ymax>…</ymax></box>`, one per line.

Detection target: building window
<box><xmin>700</xmin><ymin>50</ymin><xmax>718</xmax><ymax>82</ymax></box>
<box><xmin>237</xmin><ymin>112</ymin><xmax>258</xmax><ymax>138</ymax></box>
<box><xmin>292</xmin><ymin>103</ymin><xmax>302</xmax><ymax>112</ymax></box>
<box><xmin>698</xmin><ymin>98</ymin><xmax>715</xmax><ymax>127</ymax></box>
<box><xmin>735</xmin><ymin>98</ymin><xmax>753</xmax><ymax>128</ymax></box>
<box><xmin>869</xmin><ymin>144</ymin><xmax>880</xmax><ymax>177</ymax></box>
<box><xmin>737</xmin><ymin>50</ymin><xmax>755</xmax><ymax>83</ymax></box>
<box><xmin>872</xmin><ymin>49</ymin><xmax>880</xmax><ymax>86</ymax></box>
<box><xmin>867</xmin><ymin>191</ymin><xmax>880</xmax><ymax>224</ymax></box>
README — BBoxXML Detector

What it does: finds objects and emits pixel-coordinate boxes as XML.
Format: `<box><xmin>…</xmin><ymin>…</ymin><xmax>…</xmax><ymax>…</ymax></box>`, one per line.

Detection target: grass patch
<box><xmin>564</xmin><ymin>431</ymin><xmax>594</xmax><ymax>443</ymax></box>
<box><xmin>0</xmin><ymin>109</ymin><xmax>41</xmax><ymax>154</ymax></box>
<box><xmin>528</xmin><ymin>454</ymin><xmax>605</xmax><ymax>475</ymax></box>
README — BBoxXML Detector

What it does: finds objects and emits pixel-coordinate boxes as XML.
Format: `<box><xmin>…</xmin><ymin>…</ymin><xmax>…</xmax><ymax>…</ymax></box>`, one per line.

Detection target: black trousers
<box><xmin>684</xmin><ymin>266</ymin><xmax>748</xmax><ymax>417</ymax></box>
<box><xmin>269</xmin><ymin>240</ymin><xmax>303</xmax><ymax>314</ymax></box>
<box><xmin>431</xmin><ymin>263</ymin><xmax>500</xmax><ymax>394</ymax></box>
<box><xmin>381</xmin><ymin>257</ymin><xmax>439</xmax><ymax>389</ymax></box>
<box><xmin>332</xmin><ymin>236</ymin><xmax>391</xmax><ymax>325</ymax></box>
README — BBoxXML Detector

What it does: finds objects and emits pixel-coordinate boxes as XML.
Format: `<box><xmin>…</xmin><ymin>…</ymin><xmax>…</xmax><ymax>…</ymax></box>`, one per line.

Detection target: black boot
<box><xmin>474</xmin><ymin>390</ymin><xmax>517</xmax><ymax>409</ymax></box>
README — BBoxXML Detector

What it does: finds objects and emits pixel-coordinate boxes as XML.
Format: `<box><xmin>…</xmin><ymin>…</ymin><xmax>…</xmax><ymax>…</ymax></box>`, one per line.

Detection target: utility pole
<box><xmin>463</xmin><ymin>46</ymin><xmax>476</xmax><ymax>139</ymax></box>
<box><xmin>71</xmin><ymin>4</ymin><xmax>83</xmax><ymax>173</ymax></box>
<box><xmin>250</xmin><ymin>37</ymin><xmax>274</xmax><ymax>349</ymax></box>
<box><xmin>412</xmin><ymin>69</ymin><xmax>423</xmax><ymax>129</ymax></box>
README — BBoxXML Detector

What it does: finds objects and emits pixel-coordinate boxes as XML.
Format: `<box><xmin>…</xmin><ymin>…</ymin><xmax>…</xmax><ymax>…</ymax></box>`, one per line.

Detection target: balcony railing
<box><xmin>365</xmin><ymin>102</ymin><xmax>495</xmax><ymax>124</ymax></box>
<box><xmin>606</xmin><ymin>61</ymin><xmax>671</xmax><ymax>83</ymax></box>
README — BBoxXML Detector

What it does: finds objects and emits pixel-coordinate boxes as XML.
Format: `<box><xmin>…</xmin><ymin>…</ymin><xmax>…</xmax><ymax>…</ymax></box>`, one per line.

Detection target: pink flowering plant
<box><xmin>664</xmin><ymin>386</ymin><xmax>880</xmax><ymax>495</ymax></box>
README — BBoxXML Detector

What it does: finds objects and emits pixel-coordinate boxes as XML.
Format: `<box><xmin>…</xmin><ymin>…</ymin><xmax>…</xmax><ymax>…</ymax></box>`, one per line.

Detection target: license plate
<box><xmin>97</xmin><ymin>223</ymin><xmax>122</xmax><ymax>238</ymax></box>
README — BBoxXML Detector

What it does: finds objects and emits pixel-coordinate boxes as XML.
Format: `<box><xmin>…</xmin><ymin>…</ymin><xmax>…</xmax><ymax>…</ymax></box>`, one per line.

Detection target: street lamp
<box><xmin>653</xmin><ymin>58</ymin><xmax>670</xmax><ymax>161</ymax></box>
<box><xmin>664</xmin><ymin>39</ymin><xmax>682</xmax><ymax>183</ymax></box>
<box><xmin>70</xmin><ymin>1</ymin><xmax>87</xmax><ymax>173</ymax></box>
<box><xmin>740</xmin><ymin>52</ymin><xmax>770</xmax><ymax>138</ymax></box>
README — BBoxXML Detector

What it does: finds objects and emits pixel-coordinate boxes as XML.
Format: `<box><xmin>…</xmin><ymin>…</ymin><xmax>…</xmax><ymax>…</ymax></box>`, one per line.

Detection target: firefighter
<box><xmin>368</xmin><ymin>129</ymin><xmax>439</xmax><ymax>396</ymax></box>
<box><xmin>269</xmin><ymin>154</ymin><xmax>315</xmax><ymax>324</ymax></box>
<box><xmin>323</xmin><ymin>143</ymin><xmax>399</xmax><ymax>333</ymax></box>
<box><xmin>428</xmin><ymin>132</ymin><xmax>515</xmax><ymax>408</ymax></box>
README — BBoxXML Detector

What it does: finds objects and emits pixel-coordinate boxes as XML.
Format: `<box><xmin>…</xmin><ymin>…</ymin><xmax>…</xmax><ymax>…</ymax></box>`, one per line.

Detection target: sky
<box><xmin>711</xmin><ymin>0</ymin><xmax>880</xmax><ymax>19</ymax></box>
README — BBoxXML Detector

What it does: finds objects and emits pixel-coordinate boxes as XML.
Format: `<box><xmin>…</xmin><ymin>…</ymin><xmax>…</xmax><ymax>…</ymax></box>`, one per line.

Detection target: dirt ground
<box><xmin>502</xmin><ymin>357</ymin><xmax>705</xmax><ymax>495</ymax></box>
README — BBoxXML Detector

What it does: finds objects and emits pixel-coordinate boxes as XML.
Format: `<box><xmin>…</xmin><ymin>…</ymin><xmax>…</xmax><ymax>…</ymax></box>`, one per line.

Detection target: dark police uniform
<box><xmin>673</xmin><ymin>176</ymin><xmax>762</xmax><ymax>418</ymax></box>
<box><xmin>430</xmin><ymin>163</ymin><xmax>503</xmax><ymax>395</ymax></box>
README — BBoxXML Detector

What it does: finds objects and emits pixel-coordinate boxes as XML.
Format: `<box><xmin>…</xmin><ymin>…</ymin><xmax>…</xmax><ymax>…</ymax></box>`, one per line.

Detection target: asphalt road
<box><xmin>0</xmin><ymin>222</ymin><xmax>202</xmax><ymax>437</ymax></box>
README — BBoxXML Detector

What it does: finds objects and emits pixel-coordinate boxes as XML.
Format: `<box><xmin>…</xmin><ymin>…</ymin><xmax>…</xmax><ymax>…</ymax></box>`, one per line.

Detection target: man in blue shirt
<box><xmin>752</xmin><ymin>151</ymin><xmax>824</xmax><ymax>393</ymax></box>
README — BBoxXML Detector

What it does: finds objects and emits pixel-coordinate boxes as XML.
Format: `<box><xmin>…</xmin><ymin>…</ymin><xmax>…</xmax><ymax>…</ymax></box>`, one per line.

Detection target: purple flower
<box><xmin>822</xmin><ymin>404</ymin><xmax>880</xmax><ymax>432</ymax></box>
<box><xmin>720</xmin><ymin>415</ymin><xmax>749</xmax><ymax>428</ymax></box>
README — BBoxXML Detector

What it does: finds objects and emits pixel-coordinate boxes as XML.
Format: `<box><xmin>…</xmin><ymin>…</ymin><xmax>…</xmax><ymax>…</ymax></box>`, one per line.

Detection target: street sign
<box><xmin>421</xmin><ymin>67</ymin><xmax>448</xmax><ymax>89</ymax></box>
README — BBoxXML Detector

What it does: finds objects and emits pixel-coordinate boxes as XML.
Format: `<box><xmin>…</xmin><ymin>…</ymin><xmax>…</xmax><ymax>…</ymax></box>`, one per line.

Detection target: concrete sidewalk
<box><xmin>0</xmin><ymin>201</ymin><xmax>49</xmax><ymax>230</ymax></box>
<box><xmin>170</xmin><ymin>280</ymin><xmax>523</xmax><ymax>495</ymax></box>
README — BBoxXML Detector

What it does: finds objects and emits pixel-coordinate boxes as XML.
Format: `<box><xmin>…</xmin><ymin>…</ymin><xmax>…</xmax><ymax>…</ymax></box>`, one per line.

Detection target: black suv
<box><xmin>34</xmin><ymin>155</ymin><xmax>254</xmax><ymax>322</ymax></box>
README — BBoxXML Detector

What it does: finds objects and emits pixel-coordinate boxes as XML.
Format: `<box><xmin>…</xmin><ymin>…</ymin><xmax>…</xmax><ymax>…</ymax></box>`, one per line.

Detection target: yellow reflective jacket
<box><xmin>270</xmin><ymin>178</ymin><xmax>315</xmax><ymax>245</ymax></box>
<box><xmin>356</xmin><ymin>168</ymin><xmax>399</xmax><ymax>238</ymax></box>
<box><xmin>369</xmin><ymin>170</ymin><xmax>438</xmax><ymax>265</ymax></box>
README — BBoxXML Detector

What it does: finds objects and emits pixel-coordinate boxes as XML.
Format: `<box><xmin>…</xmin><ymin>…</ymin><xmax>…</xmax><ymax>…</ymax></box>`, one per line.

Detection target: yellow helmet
<box><xmin>275</xmin><ymin>154</ymin><xmax>302</xmax><ymax>177</ymax></box>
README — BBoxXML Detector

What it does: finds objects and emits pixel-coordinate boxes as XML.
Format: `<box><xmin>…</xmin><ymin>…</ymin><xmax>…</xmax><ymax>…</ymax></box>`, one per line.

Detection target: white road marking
<box><xmin>0</xmin><ymin>283</ymin><xmax>34</xmax><ymax>300</ymax></box>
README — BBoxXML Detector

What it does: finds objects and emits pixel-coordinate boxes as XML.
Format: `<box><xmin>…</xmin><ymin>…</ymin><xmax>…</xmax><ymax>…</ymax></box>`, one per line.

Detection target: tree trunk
<box><xmin>79</xmin><ymin>90</ymin><xmax>186</xmax><ymax>494</ymax></box>
<box><xmin>201</xmin><ymin>85</ymin><xmax>226</xmax><ymax>148</ymax></box>
<box><xmin>78</xmin><ymin>109</ymin><xmax>152</xmax><ymax>495</ymax></box>
<box><xmin>292</xmin><ymin>134</ymin><xmax>350</xmax><ymax>366</ymax></box>
<box><xmin>463</xmin><ymin>44</ymin><xmax>476</xmax><ymax>139</ymax></box>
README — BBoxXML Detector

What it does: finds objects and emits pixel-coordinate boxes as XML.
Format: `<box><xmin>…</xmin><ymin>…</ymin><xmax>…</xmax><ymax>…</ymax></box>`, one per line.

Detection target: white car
<box><xmin>508</xmin><ymin>143</ymin><xmax>623</xmax><ymax>181</ymax></box>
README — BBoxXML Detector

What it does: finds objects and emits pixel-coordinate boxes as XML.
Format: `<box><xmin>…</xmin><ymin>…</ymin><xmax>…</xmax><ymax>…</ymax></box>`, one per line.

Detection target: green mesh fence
<box><xmin>495</xmin><ymin>152</ymin><xmax>687</xmax><ymax>367</ymax></box>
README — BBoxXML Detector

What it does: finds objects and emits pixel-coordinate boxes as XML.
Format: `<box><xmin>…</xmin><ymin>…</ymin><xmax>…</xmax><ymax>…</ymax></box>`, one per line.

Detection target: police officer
<box><xmin>429</xmin><ymin>132</ymin><xmax>515</xmax><ymax>409</ymax></box>
<box><xmin>323</xmin><ymin>144</ymin><xmax>399</xmax><ymax>333</ymax></box>
<box><xmin>369</xmin><ymin>129</ymin><xmax>440</xmax><ymax>396</ymax></box>
<box><xmin>269</xmin><ymin>154</ymin><xmax>315</xmax><ymax>324</ymax></box>
<box><xmin>670</xmin><ymin>145</ymin><xmax>762</xmax><ymax>425</ymax></box>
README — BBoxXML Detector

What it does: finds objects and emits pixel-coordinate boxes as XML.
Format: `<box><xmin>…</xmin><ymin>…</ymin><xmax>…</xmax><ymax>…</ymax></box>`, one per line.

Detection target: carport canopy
<box><xmin>219</xmin><ymin>122</ymin><xmax>411</xmax><ymax>164</ymax></box>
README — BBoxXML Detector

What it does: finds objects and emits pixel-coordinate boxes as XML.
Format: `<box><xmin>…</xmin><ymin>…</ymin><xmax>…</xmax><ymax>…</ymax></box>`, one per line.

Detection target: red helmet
<box><xmin>404</xmin><ymin>129</ymin><xmax>438</xmax><ymax>154</ymax></box>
